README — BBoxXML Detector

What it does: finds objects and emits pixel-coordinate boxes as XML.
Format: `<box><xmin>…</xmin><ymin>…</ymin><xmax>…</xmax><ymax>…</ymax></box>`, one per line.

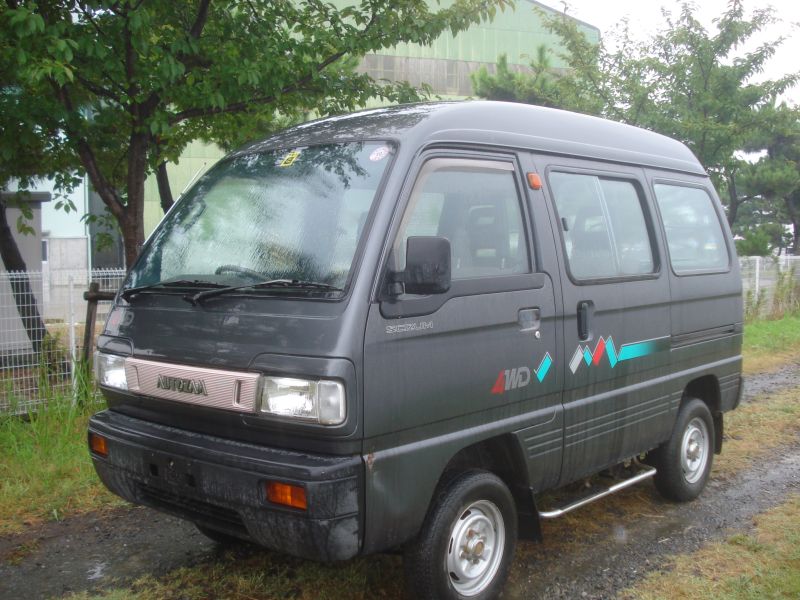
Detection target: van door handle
<box><xmin>519</xmin><ymin>308</ymin><xmax>541</xmax><ymax>334</ymax></box>
<box><xmin>577</xmin><ymin>301</ymin><xmax>590</xmax><ymax>341</ymax></box>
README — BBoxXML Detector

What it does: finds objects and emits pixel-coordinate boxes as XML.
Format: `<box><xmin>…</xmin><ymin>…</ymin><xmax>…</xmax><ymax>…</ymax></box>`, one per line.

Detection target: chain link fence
<box><xmin>1</xmin><ymin>258</ymin><xmax>799</xmax><ymax>413</ymax></box>
<box><xmin>0</xmin><ymin>268</ymin><xmax>124</xmax><ymax>413</ymax></box>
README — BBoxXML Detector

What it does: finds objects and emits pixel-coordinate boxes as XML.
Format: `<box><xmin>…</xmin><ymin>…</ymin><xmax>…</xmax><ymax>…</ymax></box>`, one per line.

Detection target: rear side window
<box><xmin>549</xmin><ymin>172</ymin><xmax>655</xmax><ymax>280</ymax></box>
<box><xmin>395</xmin><ymin>158</ymin><xmax>530</xmax><ymax>280</ymax></box>
<box><xmin>653</xmin><ymin>184</ymin><xmax>729</xmax><ymax>273</ymax></box>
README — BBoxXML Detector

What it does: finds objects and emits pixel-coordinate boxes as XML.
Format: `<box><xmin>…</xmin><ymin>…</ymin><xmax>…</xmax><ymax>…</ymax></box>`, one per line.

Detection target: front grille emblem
<box><xmin>156</xmin><ymin>374</ymin><xmax>208</xmax><ymax>396</ymax></box>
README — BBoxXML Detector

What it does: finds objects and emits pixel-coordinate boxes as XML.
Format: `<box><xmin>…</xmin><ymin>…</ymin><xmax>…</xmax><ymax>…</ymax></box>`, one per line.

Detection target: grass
<box><xmin>742</xmin><ymin>311</ymin><xmax>800</xmax><ymax>374</ymax></box>
<box><xmin>66</xmin><ymin>551</ymin><xmax>405</xmax><ymax>600</ymax></box>
<box><xmin>713</xmin><ymin>385</ymin><xmax>800</xmax><ymax>479</ymax></box>
<box><xmin>623</xmin><ymin>495</ymin><xmax>800</xmax><ymax>600</ymax></box>
<box><xmin>0</xmin><ymin>378</ymin><xmax>122</xmax><ymax>535</ymax></box>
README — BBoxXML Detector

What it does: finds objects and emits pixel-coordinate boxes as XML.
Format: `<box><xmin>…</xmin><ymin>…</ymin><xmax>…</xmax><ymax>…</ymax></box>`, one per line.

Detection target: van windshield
<box><xmin>126</xmin><ymin>142</ymin><xmax>394</xmax><ymax>296</ymax></box>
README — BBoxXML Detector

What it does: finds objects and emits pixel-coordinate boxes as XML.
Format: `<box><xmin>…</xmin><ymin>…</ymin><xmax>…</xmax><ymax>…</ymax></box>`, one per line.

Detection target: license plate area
<box><xmin>145</xmin><ymin>452</ymin><xmax>201</xmax><ymax>490</ymax></box>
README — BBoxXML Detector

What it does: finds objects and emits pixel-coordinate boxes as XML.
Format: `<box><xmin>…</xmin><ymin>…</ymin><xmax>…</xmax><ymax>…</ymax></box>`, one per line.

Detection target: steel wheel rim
<box><xmin>681</xmin><ymin>417</ymin><xmax>709</xmax><ymax>484</ymax></box>
<box><xmin>446</xmin><ymin>499</ymin><xmax>505</xmax><ymax>597</ymax></box>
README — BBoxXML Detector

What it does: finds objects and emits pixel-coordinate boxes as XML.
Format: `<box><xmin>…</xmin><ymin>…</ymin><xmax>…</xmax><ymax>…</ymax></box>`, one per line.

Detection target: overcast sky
<box><xmin>537</xmin><ymin>1</ymin><xmax>800</xmax><ymax>103</ymax></box>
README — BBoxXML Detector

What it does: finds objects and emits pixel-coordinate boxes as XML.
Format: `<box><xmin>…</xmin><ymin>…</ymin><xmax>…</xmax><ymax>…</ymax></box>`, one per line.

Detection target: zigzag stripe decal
<box><xmin>535</xmin><ymin>352</ymin><xmax>553</xmax><ymax>382</ymax></box>
<box><xmin>569</xmin><ymin>336</ymin><xmax>659</xmax><ymax>374</ymax></box>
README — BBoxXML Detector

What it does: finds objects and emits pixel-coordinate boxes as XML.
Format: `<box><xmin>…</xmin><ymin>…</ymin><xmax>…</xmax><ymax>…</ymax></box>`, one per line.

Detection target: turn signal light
<box><xmin>265</xmin><ymin>481</ymin><xmax>307</xmax><ymax>510</ymax></box>
<box><xmin>526</xmin><ymin>172</ymin><xmax>543</xmax><ymax>190</ymax></box>
<box><xmin>89</xmin><ymin>432</ymin><xmax>109</xmax><ymax>457</ymax></box>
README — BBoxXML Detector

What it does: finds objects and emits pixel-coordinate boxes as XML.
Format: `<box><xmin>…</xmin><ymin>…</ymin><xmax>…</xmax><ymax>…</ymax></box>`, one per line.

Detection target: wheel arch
<box><xmin>682</xmin><ymin>375</ymin><xmax>723</xmax><ymax>453</ymax></box>
<box><xmin>436</xmin><ymin>434</ymin><xmax>542</xmax><ymax>541</ymax></box>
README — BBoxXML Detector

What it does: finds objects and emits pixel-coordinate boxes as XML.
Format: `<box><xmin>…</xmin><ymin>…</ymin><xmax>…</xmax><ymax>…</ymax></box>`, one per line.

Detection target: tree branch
<box><xmin>169</xmin><ymin>49</ymin><xmax>348</xmax><ymax>124</ymax></box>
<box><xmin>190</xmin><ymin>0</ymin><xmax>212</xmax><ymax>38</ymax></box>
<box><xmin>49</xmin><ymin>81</ymin><xmax>126</xmax><ymax>220</ymax></box>
<box><xmin>73</xmin><ymin>72</ymin><xmax>123</xmax><ymax>104</ymax></box>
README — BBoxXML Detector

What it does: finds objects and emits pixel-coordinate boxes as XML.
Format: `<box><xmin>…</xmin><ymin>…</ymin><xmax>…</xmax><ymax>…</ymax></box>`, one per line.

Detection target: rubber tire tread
<box><xmin>403</xmin><ymin>470</ymin><xmax>518</xmax><ymax>600</ymax></box>
<box><xmin>651</xmin><ymin>397</ymin><xmax>714</xmax><ymax>502</ymax></box>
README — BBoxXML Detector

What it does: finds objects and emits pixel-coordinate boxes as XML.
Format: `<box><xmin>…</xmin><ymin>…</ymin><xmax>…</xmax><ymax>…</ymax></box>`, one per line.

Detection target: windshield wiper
<box><xmin>120</xmin><ymin>279</ymin><xmax>228</xmax><ymax>302</ymax></box>
<box><xmin>184</xmin><ymin>279</ymin><xmax>343</xmax><ymax>305</ymax></box>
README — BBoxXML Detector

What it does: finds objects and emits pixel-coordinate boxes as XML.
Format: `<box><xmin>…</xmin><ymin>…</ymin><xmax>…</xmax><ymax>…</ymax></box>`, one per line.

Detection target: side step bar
<box><xmin>538</xmin><ymin>465</ymin><xmax>657</xmax><ymax>519</ymax></box>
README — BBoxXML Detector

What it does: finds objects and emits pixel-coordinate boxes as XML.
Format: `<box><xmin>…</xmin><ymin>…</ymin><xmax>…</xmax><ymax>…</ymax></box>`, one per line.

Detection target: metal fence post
<box><xmin>68</xmin><ymin>275</ymin><xmax>77</xmax><ymax>398</ymax></box>
<box><xmin>754</xmin><ymin>257</ymin><xmax>761</xmax><ymax>300</ymax></box>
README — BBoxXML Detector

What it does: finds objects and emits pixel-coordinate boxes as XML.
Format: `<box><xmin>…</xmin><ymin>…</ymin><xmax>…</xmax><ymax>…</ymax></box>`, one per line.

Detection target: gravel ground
<box><xmin>0</xmin><ymin>363</ymin><xmax>798</xmax><ymax>600</ymax></box>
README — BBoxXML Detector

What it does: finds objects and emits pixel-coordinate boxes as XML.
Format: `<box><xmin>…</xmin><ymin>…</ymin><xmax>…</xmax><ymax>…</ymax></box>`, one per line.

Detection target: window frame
<box><xmin>544</xmin><ymin>165</ymin><xmax>662</xmax><ymax>286</ymax></box>
<box><xmin>377</xmin><ymin>148</ymin><xmax>543</xmax><ymax>318</ymax></box>
<box><xmin>392</xmin><ymin>156</ymin><xmax>532</xmax><ymax>281</ymax></box>
<box><xmin>650</xmin><ymin>178</ymin><xmax>732</xmax><ymax>277</ymax></box>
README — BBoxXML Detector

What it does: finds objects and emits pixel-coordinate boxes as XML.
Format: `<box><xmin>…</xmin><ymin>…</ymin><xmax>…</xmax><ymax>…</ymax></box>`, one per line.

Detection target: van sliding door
<box><xmin>537</xmin><ymin>157</ymin><xmax>675</xmax><ymax>484</ymax></box>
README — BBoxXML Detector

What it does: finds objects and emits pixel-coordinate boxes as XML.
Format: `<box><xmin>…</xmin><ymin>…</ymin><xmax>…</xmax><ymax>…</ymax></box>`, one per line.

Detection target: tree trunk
<box><xmin>0</xmin><ymin>198</ymin><xmax>48</xmax><ymax>354</ymax></box>
<box><xmin>123</xmin><ymin>132</ymin><xmax>150</xmax><ymax>269</ymax></box>
<box><xmin>156</xmin><ymin>161</ymin><xmax>174</xmax><ymax>214</ymax></box>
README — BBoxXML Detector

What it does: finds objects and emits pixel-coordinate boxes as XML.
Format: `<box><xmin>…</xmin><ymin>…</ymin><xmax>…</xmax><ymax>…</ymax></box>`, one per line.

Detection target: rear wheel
<box><xmin>651</xmin><ymin>398</ymin><xmax>714</xmax><ymax>502</ymax></box>
<box><xmin>404</xmin><ymin>470</ymin><xmax>517</xmax><ymax>599</ymax></box>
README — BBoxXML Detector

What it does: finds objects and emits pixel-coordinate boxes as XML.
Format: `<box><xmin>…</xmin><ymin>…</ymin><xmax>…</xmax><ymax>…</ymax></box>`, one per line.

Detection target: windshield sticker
<box><xmin>369</xmin><ymin>146</ymin><xmax>391</xmax><ymax>162</ymax></box>
<box><xmin>277</xmin><ymin>150</ymin><xmax>301</xmax><ymax>167</ymax></box>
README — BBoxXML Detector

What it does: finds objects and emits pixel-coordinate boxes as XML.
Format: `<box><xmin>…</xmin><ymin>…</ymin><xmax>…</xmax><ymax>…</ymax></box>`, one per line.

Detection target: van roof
<box><xmin>238</xmin><ymin>101</ymin><xmax>706</xmax><ymax>176</ymax></box>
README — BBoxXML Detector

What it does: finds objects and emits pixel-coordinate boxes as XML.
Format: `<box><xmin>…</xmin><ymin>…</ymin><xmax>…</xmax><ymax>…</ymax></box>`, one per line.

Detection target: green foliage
<box><xmin>743</xmin><ymin>287</ymin><xmax>766</xmax><ymax>323</ymax></box>
<box><xmin>2</xmin><ymin>0</ymin><xmax>510</xmax><ymax>264</ymax></box>
<box><xmin>770</xmin><ymin>266</ymin><xmax>800</xmax><ymax>319</ymax></box>
<box><xmin>744</xmin><ymin>309</ymin><xmax>800</xmax><ymax>354</ymax></box>
<box><xmin>738</xmin><ymin>104</ymin><xmax>800</xmax><ymax>253</ymax></box>
<box><xmin>0</xmin><ymin>387</ymin><xmax>120</xmax><ymax>534</ymax></box>
<box><xmin>735</xmin><ymin>227</ymin><xmax>775</xmax><ymax>257</ymax></box>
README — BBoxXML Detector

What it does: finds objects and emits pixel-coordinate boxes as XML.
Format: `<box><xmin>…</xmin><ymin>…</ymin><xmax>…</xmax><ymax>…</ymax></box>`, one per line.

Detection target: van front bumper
<box><xmin>88</xmin><ymin>410</ymin><xmax>362</xmax><ymax>561</ymax></box>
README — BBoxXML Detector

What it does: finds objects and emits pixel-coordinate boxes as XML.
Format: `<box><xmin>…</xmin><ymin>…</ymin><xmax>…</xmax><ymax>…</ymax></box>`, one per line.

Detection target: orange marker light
<box><xmin>89</xmin><ymin>433</ymin><xmax>109</xmax><ymax>457</ymax></box>
<box><xmin>527</xmin><ymin>172</ymin><xmax>543</xmax><ymax>190</ymax></box>
<box><xmin>266</xmin><ymin>481</ymin><xmax>308</xmax><ymax>510</ymax></box>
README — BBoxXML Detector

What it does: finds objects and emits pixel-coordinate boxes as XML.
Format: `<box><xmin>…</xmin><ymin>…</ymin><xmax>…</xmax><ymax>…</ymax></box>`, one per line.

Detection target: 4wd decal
<box><xmin>568</xmin><ymin>336</ymin><xmax>664</xmax><ymax>374</ymax></box>
<box><xmin>491</xmin><ymin>353</ymin><xmax>553</xmax><ymax>394</ymax></box>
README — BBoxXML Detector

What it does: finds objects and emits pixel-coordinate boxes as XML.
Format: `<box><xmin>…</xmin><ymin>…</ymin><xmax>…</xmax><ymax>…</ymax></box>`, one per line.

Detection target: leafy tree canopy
<box><xmin>2</xmin><ymin>0</ymin><xmax>509</xmax><ymax>266</ymax></box>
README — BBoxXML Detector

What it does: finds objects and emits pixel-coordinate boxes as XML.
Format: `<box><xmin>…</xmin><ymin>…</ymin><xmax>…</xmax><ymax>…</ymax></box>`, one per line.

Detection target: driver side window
<box><xmin>394</xmin><ymin>158</ymin><xmax>530</xmax><ymax>280</ymax></box>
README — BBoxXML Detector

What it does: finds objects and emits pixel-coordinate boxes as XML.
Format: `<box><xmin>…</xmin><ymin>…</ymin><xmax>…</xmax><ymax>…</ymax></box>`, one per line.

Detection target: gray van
<box><xmin>89</xmin><ymin>101</ymin><xmax>743</xmax><ymax>599</ymax></box>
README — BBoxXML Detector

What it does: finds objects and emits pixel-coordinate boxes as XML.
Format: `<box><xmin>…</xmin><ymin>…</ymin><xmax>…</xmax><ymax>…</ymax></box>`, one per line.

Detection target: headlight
<box><xmin>95</xmin><ymin>352</ymin><xmax>128</xmax><ymax>390</ymax></box>
<box><xmin>259</xmin><ymin>376</ymin><xmax>345</xmax><ymax>425</ymax></box>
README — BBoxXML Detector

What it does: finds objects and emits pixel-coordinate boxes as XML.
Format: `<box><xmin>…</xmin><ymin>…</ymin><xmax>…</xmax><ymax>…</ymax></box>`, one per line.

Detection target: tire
<box><xmin>650</xmin><ymin>397</ymin><xmax>714</xmax><ymax>502</ymax></box>
<box><xmin>404</xmin><ymin>470</ymin><xmax>518</xmax><ymax>600</ymax></box>
<box><xmin>195</xmin><ymin>523</ymin><xmax>246</xmax><ymax>547</ymax></box>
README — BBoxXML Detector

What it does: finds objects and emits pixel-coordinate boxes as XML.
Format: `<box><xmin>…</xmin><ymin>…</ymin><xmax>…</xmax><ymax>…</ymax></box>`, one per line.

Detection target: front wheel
<box><xmin>650</xmin><ymin>397</ymin><xmax>714</xmax><ymax>502</ymax></box>
<box><xmin>404</xmin><ymin>470</ymin><xmax>517</xmax><ymax>600</ymax></box>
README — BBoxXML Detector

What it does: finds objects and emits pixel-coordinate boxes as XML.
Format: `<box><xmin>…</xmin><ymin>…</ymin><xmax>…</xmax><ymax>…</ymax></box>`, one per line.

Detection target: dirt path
<box><xmin>1</xmin><ymin>364</ymin><xmax>798</xmax><ymax>600</ymax></box>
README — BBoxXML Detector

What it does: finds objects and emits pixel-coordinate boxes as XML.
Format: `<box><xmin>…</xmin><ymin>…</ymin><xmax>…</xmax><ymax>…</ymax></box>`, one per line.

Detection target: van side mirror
<box><xmin>401</xmin><ymin>236</ymin><xmax>451</xmax><ymax>295</ymax></box>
